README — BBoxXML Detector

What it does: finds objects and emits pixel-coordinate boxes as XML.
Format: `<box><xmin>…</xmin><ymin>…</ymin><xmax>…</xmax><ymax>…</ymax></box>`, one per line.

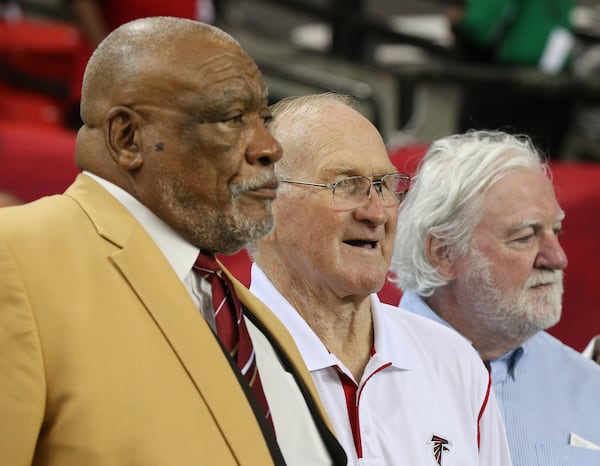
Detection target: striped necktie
<box><xmin>193</xmin><ymin>253</ymin><xmax>273</xmax><ymax>430</ymax></box>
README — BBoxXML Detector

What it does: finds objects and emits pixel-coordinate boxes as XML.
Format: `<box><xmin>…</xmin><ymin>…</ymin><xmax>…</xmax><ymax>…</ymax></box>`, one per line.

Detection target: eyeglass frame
<box><xmin>280</xmin><ymin>172</ymin><xmax>411</xmax><ymax>208</ymax></box>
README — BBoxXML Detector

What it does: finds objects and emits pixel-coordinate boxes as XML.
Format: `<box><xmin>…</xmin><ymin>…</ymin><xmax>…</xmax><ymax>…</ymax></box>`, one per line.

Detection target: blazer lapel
<box><xmin>223</xmin><ymin>266</ymin><xmax>334</xmax><ymax>431</ymax></box>
<box><xmin>66</xmin><ymin>174</ymin><xmax>274</xmax><ymax>463</ymax></box>
<box><xmin>226</xmin><ymin>269</ymin><xmax>347</xmax><ymax>463</ymax></box>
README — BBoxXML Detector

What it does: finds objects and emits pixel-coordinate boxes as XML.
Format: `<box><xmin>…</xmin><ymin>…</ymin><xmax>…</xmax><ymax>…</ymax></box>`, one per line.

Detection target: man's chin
<box><xmin>229</xmin><ymin>218</ymin><xmax>275</xmax><ymax>251</ymax></box>
<box><xmin>527</xmin><ymin>297</ymin><xmax>562</xmax><ymax>330</ymax></box>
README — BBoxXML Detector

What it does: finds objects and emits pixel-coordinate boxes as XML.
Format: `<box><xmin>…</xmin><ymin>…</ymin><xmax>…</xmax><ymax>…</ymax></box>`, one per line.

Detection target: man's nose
<box><xmin>246</xmin><ymin>119</ymin><xmax>283</xmax><ymax>166</ymax></box>
<box><xmin>535</xmin><ymin>232</ymin><xmax>568</xmax><ymax>270</ymax></box>
<box><xmin>354</xmin><ymin>185</ymin><xmax>391</xmax><ymax>225</ymax></box>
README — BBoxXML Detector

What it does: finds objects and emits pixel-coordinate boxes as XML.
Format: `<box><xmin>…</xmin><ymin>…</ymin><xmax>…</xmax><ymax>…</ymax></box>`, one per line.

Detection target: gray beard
<box><xmin>463</xmin><ymin>247</ymin><xmax>563</xmax><ymax>348</ymax></box>
<box><xmin>156</xmin><ymin>173</ymin><xmax>276</xmax><ymax>255</ymax></box>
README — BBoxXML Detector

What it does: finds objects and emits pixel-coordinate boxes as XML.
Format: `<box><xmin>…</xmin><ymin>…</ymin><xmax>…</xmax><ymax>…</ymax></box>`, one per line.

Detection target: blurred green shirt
<box><xmin>456</xmin><ymin>0</ymin><xmax>574</xmax><ymax>67</ymax></box>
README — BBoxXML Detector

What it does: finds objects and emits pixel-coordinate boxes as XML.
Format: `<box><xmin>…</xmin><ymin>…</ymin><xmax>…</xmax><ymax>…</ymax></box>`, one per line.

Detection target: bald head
<box><xmin>80</xmin><ymin>17</ymin><xmax>242</xmax><ymax>127</ymax></box>
<box><xmin>268</xmin><ymin>93</ymin><xmax>386</xmax><ymax>180</ymax></box>
<box><xmin>75</xmin><ymin>16</ymin><xmax>263</xmax><ymax>182</ymax></box>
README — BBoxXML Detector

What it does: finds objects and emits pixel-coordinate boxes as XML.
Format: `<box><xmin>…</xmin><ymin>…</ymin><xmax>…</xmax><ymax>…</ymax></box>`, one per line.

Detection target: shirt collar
<box><xmin>249</xmin><ymin>264</ymin><xmax>335</xmax><ymax>371</ymax></box>
<box><xmin>85</xmin><ymin>172</ymin><xmax>198</xmax><ymax>279</ymax></box>
<box><xmin>250</xmin><ymin>264</ymin><xmax>414</xmax><ymax>371</ymax></box>
<box><xmin>489</xmin><ymin>346</ymin><xmax>525</xmax><ymax>381</ymax></box>
<box><xmin>370</xmin><ymin>294</ymin><xmax>414</xmax><ymax>370</ymax></box>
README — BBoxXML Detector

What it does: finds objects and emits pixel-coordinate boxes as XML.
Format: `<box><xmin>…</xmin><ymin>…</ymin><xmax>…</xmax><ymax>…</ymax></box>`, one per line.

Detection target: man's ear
<box><xmin>104</xmin><ymin>106</ymin><xmax>143</xmax><ymax>171</ymax></box>
<box><xmin>425</xmin><ymin>234</ymin><xmax>456</xmax><ymax>279</ymax></box>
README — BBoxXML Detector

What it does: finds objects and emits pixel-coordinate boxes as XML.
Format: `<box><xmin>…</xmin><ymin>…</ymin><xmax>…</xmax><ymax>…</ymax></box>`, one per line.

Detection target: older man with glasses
<box><xmin>247</xmin><ymin>93</ymin><xmax>512</xmax><ymax>465</ymax></box>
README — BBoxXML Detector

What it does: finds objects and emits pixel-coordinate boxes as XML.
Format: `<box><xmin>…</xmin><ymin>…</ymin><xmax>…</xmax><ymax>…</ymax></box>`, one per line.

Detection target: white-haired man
<box><xmin>391</xmin><ymin>130</ymin><xmax>600</xmax><ymax>465</ymax></box>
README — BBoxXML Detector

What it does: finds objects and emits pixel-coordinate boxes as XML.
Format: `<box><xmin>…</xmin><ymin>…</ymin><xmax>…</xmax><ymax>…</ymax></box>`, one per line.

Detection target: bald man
<box><xmin>0</xmin><ymin>17</ymin><xmax>345</xmax><ymax>466</ymax></box>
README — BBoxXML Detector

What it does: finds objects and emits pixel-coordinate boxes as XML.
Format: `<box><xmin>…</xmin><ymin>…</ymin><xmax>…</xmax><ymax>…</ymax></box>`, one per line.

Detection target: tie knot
<box><xmin>193</xmin><ymin>252</ymin><xmax>220</xmax><ymax>276</ymax></box>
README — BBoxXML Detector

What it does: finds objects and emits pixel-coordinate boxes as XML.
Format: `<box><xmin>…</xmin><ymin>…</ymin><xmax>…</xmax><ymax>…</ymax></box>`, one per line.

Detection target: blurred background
<box><xmin>1</xmin><ymin>0</ymin><xmax>599</xmax><ymax>351</ymax></box>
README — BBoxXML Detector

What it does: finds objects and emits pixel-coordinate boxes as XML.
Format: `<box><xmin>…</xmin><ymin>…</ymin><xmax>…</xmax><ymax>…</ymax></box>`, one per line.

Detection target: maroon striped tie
<box><xmin>193</xmin><ymin>253</ymin><xmax>273</xmax><ymax>430</ymax></box>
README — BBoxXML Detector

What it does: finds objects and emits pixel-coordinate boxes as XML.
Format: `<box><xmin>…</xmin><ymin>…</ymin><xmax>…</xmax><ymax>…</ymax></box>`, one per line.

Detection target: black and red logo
<box><xmin>427</xmin><ymin>434</ymin><xmax>451</xmax><ymax>465</ymax></box>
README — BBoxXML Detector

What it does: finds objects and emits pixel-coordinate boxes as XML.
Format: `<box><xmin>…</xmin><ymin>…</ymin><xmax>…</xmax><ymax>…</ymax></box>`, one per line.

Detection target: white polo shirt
<box><xmin>250</xmin><ymin>264</ymin><xmax>512</xmax><ymax>466</ymax></box>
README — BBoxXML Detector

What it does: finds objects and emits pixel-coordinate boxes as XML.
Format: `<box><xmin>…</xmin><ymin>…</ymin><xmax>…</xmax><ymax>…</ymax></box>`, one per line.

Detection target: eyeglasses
<box><xmin>281</xmin><ymin>173</ymin><xmax>411</xmax><ymax>209</ymax></box>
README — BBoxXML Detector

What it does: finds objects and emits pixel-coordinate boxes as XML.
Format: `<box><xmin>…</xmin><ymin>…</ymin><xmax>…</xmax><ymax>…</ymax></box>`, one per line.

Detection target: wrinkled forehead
<box><xmin>193</xmin><ymin>50</ymin><xmax>268</xmax><ymax>101</ymax></box>
<box><xmin>309</xmin><ymin>128</ymin><xmax>394</xmax><ymax>179</ymax></box>
<box><xmin>130</xmin><ymin>44</ymin><xmax>268</xmax><ymax>110</ymax></box>
<box><xmin>478</xmin><ymin>168</ymin><xmax>564</xmax><ymax>229</ymax></box>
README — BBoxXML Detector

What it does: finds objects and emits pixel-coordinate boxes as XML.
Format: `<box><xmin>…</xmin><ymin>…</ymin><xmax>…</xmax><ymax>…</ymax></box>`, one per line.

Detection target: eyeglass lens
<box><xmin>333</xmin><ymin>175</ymin><xmax>409</xmax><ymax>208</ymax></box>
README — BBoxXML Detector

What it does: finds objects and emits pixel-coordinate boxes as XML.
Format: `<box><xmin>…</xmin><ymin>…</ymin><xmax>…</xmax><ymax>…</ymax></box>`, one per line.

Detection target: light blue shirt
<box><xmin>400</xmin><ymin>290</ymin><xmax>600</xmax><ymax>466</ymax></box>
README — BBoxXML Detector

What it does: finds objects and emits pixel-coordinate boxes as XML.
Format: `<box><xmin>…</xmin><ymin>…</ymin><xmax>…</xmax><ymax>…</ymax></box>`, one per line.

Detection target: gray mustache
<box><xmin>231</xmin><ymin>172</ymin><xmax>279</xmax><ymax>196</ymax></box>
<box><xmin>526</xmin><ymin>270</ymin><xmax>563</xmax><ymax>288</ymax></box>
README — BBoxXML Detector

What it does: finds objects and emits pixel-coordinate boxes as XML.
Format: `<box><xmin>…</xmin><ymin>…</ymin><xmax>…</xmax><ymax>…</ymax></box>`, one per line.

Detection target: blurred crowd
<box><xmin>2</xmin><ymin>1</ymin><xmax>600</xmax><ymax>154</ymax></box>
<box><xmin>1</xmin><ymin>5</ymin><xmax>600</xmax><ymax>465</ymax></box>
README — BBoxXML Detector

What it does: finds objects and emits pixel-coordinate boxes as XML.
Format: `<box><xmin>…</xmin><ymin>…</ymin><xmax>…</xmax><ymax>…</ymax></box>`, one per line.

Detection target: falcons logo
<box><xmin>427</xmin><ymin>434</ymin><xmax>451</xmax><ymax>465</ymax></box>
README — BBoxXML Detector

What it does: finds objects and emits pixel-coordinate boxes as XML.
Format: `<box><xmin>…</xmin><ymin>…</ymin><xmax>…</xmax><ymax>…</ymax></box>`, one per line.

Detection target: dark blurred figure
<box><xmin>64</xmin><ymin>0</ymin><xmax>216</xmax><ymax>128</ymax></box>
<box><xmin>448</xmin><ymin>0</ymin><xmax>576</xmax><ymax>158</ymax></box>
<box><xmin>67</xmin><ymin>0</ymin><xmax>216</xmax><ymax>48</ymax></box>
<box><xmin>567</xmin><ymin>42</ymin><xmax>600</xmax><ymax>160</ymax></box>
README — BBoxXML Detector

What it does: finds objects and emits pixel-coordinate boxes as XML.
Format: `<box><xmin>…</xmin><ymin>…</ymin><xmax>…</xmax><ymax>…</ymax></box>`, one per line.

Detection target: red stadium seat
<box><xmin>0</xmin><ymin>18</ymin><xmax>82</xmax><ymax>86</ymax></box>
<box><xmin>0</xmin><ymin>121</ymin><xmax>79</xmax><ymax>202</ymax></box>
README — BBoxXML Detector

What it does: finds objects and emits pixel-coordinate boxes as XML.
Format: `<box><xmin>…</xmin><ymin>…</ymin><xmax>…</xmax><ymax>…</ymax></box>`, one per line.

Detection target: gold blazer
<box><xmin>0</xmin><ymin>174</ymin><xmax>344</xmax><ymax>465</ymax></box>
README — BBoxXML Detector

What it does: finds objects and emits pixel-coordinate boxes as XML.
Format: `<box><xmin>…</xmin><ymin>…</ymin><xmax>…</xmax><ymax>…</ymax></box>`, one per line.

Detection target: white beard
<box><xmin>463</xmin><ymin>247</ymin><xmax>563</xmax><ymax>346</ymax></box>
